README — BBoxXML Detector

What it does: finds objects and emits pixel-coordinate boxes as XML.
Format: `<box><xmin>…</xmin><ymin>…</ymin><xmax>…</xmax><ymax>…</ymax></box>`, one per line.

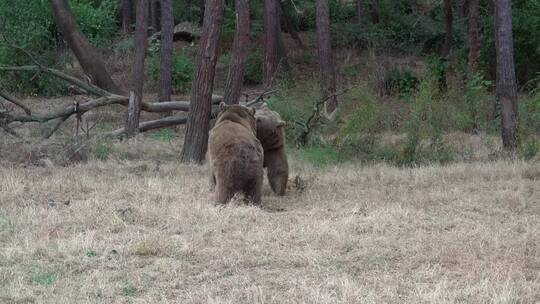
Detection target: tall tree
<box><xmin>121</xmin><ymin>0</ymin><xmax>132</xmax><ymax>34</ymax></box>
<box><xmin>315</xmin><ymin>0</ymin><xmax>338</xmax><ymax>115</ymax></box>
<box><xmin>49</xmin><ymin>0</ymin><xmax>122</xmax><ymax>94</ymax></box>
<box><xmin>495</xmin><ymin>0</ymin><xmax>518</xmax><ymax>149</ymax></box>
<box><xmin>468</xmin><ymin>0</ymin><xmax>480</xmax><ymax>71</ymax></box>
<box><xmin>223</xmin><ymin>0</ymin><xmax>250</xmax><ymax>105</ymax></box>
<box><xmin>442</xmin><ymin>0</ymin><xmax>453</xmax><ymax>57</ymax></box>
<box><xmin>371</xmin><ymin>0</ymin><xmax>380</xmax><ymax>23</ymax></box>
<box><xmin>125</xmin><ymin>0</ymin><xmax>149</xmax><ymax>137</ymax></box>
<box><xmin>158</xmin><ymin>0</ymin><xmax>174</xmax><ymax>102</ymax></box>
<box><xmin>357</xmin><ymin>0</ymin><xmax>365</xmax><ymax>23</ymax></box>
<box><xmin>264</xmin><ymin>0</ymin><xmax>279</xmax><ymax>85</ymax></box>
<box><xmin>181</xmin><ymin>0</ymin><xmax>225</xmax><ymax>163</ymax></box>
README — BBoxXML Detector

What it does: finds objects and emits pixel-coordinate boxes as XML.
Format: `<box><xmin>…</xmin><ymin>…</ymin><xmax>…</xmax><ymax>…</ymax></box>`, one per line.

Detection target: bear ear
<box><xmin>276</xmin><ymin>120</ymin><xmax>286</xmax><ymax>128</ymax></box>
<box><xmin>219</xmin><ymin>102</ymin><xmax>228</xmax><ymax>112</ymax></box>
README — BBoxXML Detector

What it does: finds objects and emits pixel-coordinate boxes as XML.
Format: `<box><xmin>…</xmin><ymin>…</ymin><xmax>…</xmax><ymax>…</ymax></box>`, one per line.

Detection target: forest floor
<box><xmin>1</xmin><ymin>147</ymin><xmax>539</xmax><ymax>303</ymax></box>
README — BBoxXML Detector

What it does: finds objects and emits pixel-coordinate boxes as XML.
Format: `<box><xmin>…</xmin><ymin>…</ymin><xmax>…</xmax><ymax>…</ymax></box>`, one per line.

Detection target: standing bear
<box><xmin>208</xmin><ymin>102</ymin><xmax>264</xmax><ymax>205</ymax></box>
<box><xmin>255</xmin><ymin>104</ymin><xmax>289</xmax><ymax>196</ymax></box>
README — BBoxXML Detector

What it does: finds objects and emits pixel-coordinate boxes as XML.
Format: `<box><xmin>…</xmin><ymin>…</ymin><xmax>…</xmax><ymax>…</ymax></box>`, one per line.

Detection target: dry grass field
<box><xmin>1</xmin><ymin>144</ymin><xmax>539</xmax><ymax>303</ymax></box>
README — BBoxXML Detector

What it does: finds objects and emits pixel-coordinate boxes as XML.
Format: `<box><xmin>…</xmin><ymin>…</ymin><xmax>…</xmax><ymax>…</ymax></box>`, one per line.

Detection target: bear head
<box><xmin>255</xmin><ymin>103</ymin><xmax>286</xmax><ymax>150</ymax></box>
<box><xmin>216</xmin><ymin>102</ymin><xmax>257</xmax><ymax>134</ymax></box>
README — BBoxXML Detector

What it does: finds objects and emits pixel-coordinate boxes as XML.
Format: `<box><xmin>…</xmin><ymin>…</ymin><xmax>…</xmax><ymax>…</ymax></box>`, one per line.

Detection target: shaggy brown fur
<box><xmin>208</xmin><ymin>103</ymin><xmax>264</xmax><ymax>204</ymax></box>
<box><xmin>255</xmin><ymin>104</ymin><xmax>289</xmax><ymax>196</ymax></box>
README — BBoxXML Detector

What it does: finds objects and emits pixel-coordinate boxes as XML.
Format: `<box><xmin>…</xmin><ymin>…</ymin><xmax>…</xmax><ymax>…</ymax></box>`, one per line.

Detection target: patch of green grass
<box><xmin>94</xmin><ymin>141</ymin><xmax>113</xmax><ymax>161</ymax></box>
<box><xmin>121</xmin><ymin>282</ymin><xmax>136</xmax><ymax>296</ymax></box>
<box><xmin>85</xmin><ymin>249</ymin><xmax>97</xmax><ymax>257</ymax></box>
<box><xmin>149</xmin><ymin>129</ymin><xmax>176</xmax><ymax>141</ymax></box>
<box><xmin>31</xmin><ymin>272</ymin><xmax>55</xmax><ymax>286</ymax></box>
<box><xmin>299</xmin><ymin>146</ymin><xmax>352</xmax><ymax>167</ymax></box>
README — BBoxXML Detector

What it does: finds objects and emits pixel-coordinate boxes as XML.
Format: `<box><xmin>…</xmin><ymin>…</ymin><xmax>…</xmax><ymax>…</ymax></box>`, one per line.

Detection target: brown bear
<box><xmin>207</xmin><ymin>102</ymin><xmax>264</xmax><ymax>205</ymax></box>
<box><xmin>255</xmin><ymin>104</ymin><xmax>289</xmax><ymax>196</ymax></box>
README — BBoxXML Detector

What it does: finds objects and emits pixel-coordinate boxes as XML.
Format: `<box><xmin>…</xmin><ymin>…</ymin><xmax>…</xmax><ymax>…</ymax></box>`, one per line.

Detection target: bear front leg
<box><xmin>209</xmin><ymin>170</ymin><xmax>216</xmax><ymax>191</ymax></box>
<box><xmin>215</xmin><ymin>181</ymin><xmax>233</xmax><ymax>205</ymax></box>
<box><xmin>245</xmin><ymin>173</ymin><xmax>263</xmax><ymax>205</ymax></box>
<box><xmin>266</xmin><ymin>150</ymin><xmax>289</xmax><ymax>196</ymax></box>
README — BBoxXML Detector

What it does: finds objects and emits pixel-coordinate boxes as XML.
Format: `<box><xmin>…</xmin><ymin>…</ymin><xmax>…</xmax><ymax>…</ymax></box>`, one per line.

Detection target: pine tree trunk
<box><xmin>264</xmin><ymin>0</ymin><xmax>279</xmax><ymax>85</ymax></box>
<box><xmin>121</xmin><ymin>0</ymin><xmax>132</xmax><ymax>34</ymax></box>
<box><xmin>223</xmin><ymin>0</ymin><xmax>250</xmax><ymax>105</ymax></box>
<box><xmin>495</xmin><ymin>0</ymin><xmax>518</xmax><ymax>149</ymax></box>
<box><xmin>468</xmin><ymin>0</ymin><xmax>480</xmax><ymax>71</ymax></box>
<box><xmin>442</xmin><ymin>0</ymin><xmax>453</xmax><ymax>57</ymax></box>
<box><xmin>159</xmin><ymin>0</ymin><xmax>174</xmax><ymax>102</ymax></box>
<box><xmin>181</xmin><ymin>0</ymin><xmax>225</xmax><ymax>163</ymax></box>
<box><xmin>371</xmin><ymin>0</ymin><xmax>380</xmax><ymax>23</ymax></box>
<box><xmin>357</xmin><ymin>0</ymin><xmax>365</xmax><ymax>23</ymax></box>
<box><xmin>126</xmin><ymin>0</ymin><xmax>149</xmax><ymax>137</ymax></box>
<box><xmin>150</xmin><ymin>0</ymin><xmax>161</xmax><ymax>33</ymax></box>
<box><xmin>49</xmin><ymin>0</ymin><xmax>122</xmax><ymax>94</ymax></box>
<box><xmin>315</xmin><ymin>0</ymin><xmax>337</xmax><ymax>115</ymax></box>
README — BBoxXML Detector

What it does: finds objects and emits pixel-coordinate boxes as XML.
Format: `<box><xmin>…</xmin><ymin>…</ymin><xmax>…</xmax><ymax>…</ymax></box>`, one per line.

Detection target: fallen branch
<box><xmin>298</xmin><ymin>88</ymin><xmax>352</xmax><ymax>145</ymax></box>
<box><xmin>104</xmin><ymin>115</ymin><xmax>188</xmax><ymax>137</ymax></box>
<box><xmin>0</xmin><ymin>90</ymin><xmax>32</xmax><ymax>115</ymax></box>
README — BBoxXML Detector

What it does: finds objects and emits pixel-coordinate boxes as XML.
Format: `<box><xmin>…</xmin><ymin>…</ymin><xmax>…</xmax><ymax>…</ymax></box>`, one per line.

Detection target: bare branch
<box><xmin>0</xmin><ymin>90</ymin><xmax>31</xmax><ymax>115</ymax></box>
<box><xmin>104</xmin><ymin>115</ymin><xmax>188</xmax><ymax>137</ymax></box>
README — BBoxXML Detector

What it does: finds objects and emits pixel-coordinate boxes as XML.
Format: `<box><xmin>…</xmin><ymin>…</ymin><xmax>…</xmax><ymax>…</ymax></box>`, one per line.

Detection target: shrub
<box><xmin>381</xmin><ymin>68</ymin><xmax>419</xmax><ymax>97</ymax></box>
<box><xmin>244</xmin><ymin>50</ymin><xmax>264</xmax><ymax>85</ymax></box>
<box><xmin>147</xmin><ymin>51</ymin><xmax>194</xmax><ymax>94</ymax></box>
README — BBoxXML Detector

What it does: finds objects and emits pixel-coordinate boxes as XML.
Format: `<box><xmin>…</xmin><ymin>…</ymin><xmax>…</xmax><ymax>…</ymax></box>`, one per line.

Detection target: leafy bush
<box><xmin>381</xmin><ymin>68</ymin><xmax>419</xmax><ymax>97</ymax></box>
<box><xmin>244</xmin><ymin>50</ymin><xmax>264</xmax><ymax>85</ymax></box>
<box><xmin>147</xmin><ymin>51</ymin><xmax>194</xmax><ymax>94</ymax></box>
<box><xmin>70</xmin><ymin>0</ymin><xmax>118</xmax><ymax>47</ymax></box>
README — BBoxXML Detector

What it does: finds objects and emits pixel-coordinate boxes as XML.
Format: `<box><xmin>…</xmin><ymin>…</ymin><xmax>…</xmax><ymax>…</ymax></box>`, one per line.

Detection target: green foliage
<box><xmin>461</xmin><ymin>74</ymin><xmax>493</xmax><ymax>132</ymax></box>
<box><xmin>382</xmin><ymin>68</ymin><xmax>419</xmax><ymax>97</ymax></box>
<box><xmin>32</xmin><ymin>272</ymin><xmax>55</xmax><ymax>286</ymax></box>
<box><xmin>94</xmin><ymin>141</ymin><xmax>113</xmax><ymax>161</ymax></box>
<box><xmin>519</xmin><ymin>138</ymin><xmax>539</xmax><ymax>160</ymax></box>
<box><xmin>0</xmin><ymin>0</ymin><xmax>118</xmax><ymax>95</ymax></box>
<box><xmin>85</xmin><ymin>249</ymin><xmax>97</xmax><ymax>257</ymax></box>
<box><xmin>243</xmin><ymin>50</ymin><xmax>264</xmax><ymax>85</ymax></box>
<box><xmin>147</xmin><ymin>50</ymin><xmax>194</xmax><ymax>94</ymax></box>
<box><xmin>299</xmin><ymin>146</ymin><xmax>351</xmax><ymax>167</ymax></box>
<box><xmin>121</xmin><ymin>281</ymin><xmax>136</xmax><ymax>296</ymax></box>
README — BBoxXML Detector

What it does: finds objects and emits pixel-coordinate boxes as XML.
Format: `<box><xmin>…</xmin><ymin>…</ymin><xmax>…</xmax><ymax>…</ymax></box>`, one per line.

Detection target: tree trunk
<box><xmin>371</xmin><ymin>0</ymin><xmax>380</xmax><ymax>24</ymax></box>
<box><xmin>150</xmin><ymin>0</ymin><xmax>161</xmax><ymax>33</ymax></box>
<box><xmin>442</xmin><ymin>0</ymin><xmax>453</xmax><ymax>57</ymax></box>
<box><xmin>279</xmin><ymin>1</ymin><xmax>307</xmax><ymax>51</ymax></box>
<box><xmin>495</xmin><ymin>0</ymin><xmax>518</xmax><ymax>149</ymax></box>
<box><xmin>49</xmin><ymin>0</ymin><xmax>122</xmax><ymax>94</ymax></box>
<box><xmin>468</xmin><ymin>0</ymin><xmax>480</xmax><ymax>71</ymax></box>
<box><xmin>357</xmin><ymin>0</ymin><xmax>365</xmax><ymax>23</ymax></box>
<box><xmin>181</xmin><ymin>0</ymin><xmax>225</xmax><ymax>163</ymax></box>
<box><xmin>315</xmin><ymin>0</ymin><xmax>338</xmax><ymax>115</ymax></box>
<box><xmin>121</xmin><ymin>0</ymin><xmax>132</xmax><ymax>34</ymax></box>
<box><xmin>264</xmin><ymin>0</ymin><xmax>279</xmax><ymax>85</ymax></box>
<box><xmin>158</xmin><ymin>0</ymin><xmax>174</xmax><ymax>102</ymax></box>
<box><xmin>126</xmin><ymin>0</ymin><xmax>149</xmax><ymax>137</ymax></box>
<box><xmin>223</xmin><ymin>0</ymin><xmax>250</xmax><ymax>105</ymax></box>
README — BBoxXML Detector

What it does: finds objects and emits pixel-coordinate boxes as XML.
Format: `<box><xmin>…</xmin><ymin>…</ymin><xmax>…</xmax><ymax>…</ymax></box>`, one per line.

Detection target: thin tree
<box><xmin>315</xmin><ymin>0</ymin><xmax>338</xmax><ymax>115</ymax></box>
<box><xmin>121</xmin><ymin>0</ymin><xmax>132</xmax><ymax>34</ymax></box>
<box><xmin>263</xmin><ymin>0</ymin><xmax>279</xmax><ymax>85</ymax></box>
<box><xmin>495</xmin><ymin>0</ymin><xmax>518</xmax><ymax>149</ymax></box>
<box><xmin>49</xmin><ymin>0</ymin><xmax>122</xmax><ymax>94</ymax></box>
<box><xmin>125</xmin><ymin>0</ymin><xmax>149</xmax><ymax>137</ymax></box>
<box><xmin>223</xmin><ymin>0</ymin><xmax>250</xmax><ymax>105</ymax></box>
<box><xmin>357</xmin><ymin>0</ymin><xmax>365</xmax><ymax>23</ymax></box>
<box><xmin>442</xmin><ymin>0</ymin><xmax>453</xmax><ymax>57</ymax></box>
<box><xmin>158</xmin><ymin>0</ymin><xmax>174</xmax><ymax>102</ymax></box>
<box><xmin>181</xmin><ymin>0</ymin><xmax>225</xmax><ymax>163</ymax></box>
<box><xmin>371</xmin><ymin>0</ymin><xmax>380</xmax><ymax>23</ymax></box>
<box><xmin>468</xmin><ymin>0</ymin><xmax>480</xmax><ymax>71</ymax></box>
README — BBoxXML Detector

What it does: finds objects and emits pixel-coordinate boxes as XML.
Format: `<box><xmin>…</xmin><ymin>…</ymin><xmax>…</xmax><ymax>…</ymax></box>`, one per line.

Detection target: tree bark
<box><xmin>468</xmin><ymin>0</ymin><xmax>480</xmax><ymax>71</ymax></box>
<box><xmin>371</xmin><ymin>0</ymin><xmax>380</xmax><ymax>23</ymax></box>
<box><xmin>264</xmin><ymin>0</ymin><xmax>279</xmax><ymax>85</ymax></box>
<box><xmin>48</xmin><ymin>0</ymin><xmax>122</xmax><ymax>94</ymax></box>
<box><xmin>159</xmin><ymin>0</ymin><xmax>174</xmax><ymax>102</ymax></box>
<box><xmin>223</xmin><ymin>0</ymin><xmax>250</xmax><ymax>105</ymax></box>
<box><xmin>315</xmin><ymin>0</ymin><xmax>338</xmax><ymax>115</ymax></box>
<box><xmin>442</xmin><ymin>0</ymin><xmax>453</xmax><ymax>57</ymax></box>
<box><xmin>150</xmin><ymin>0</ymin><xmax>161</xmax><ymax>33</ymax></box>
<box><xmin>279</xmin><ymin>1</ymin><xmax>307</xmax><ymax>51</ymax></box>
<box><xmin>121</xmin><ymin>0</ymin><xmax>132</xmax><ymax>34</ymax></box>
<box><xmin>495</xmin><ymin>0</ymin><xmax>518</xmax><ymax>149</ymax></box>
<box><xmin>126</xmin><ymin>0</ymin><xmax>149</xmax><ymax>137</ymax></box>
<box><xmin>181</xmin><ymin>0</ymin><xmax>225</xmax><ymax>163</ymax></box>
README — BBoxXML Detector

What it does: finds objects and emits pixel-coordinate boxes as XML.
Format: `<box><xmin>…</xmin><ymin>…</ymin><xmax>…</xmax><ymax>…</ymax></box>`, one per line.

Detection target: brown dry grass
<box><xmin>1</xmin><ymin>145</ymin><xmax>539</xmax><ymax>303</ymax></box>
